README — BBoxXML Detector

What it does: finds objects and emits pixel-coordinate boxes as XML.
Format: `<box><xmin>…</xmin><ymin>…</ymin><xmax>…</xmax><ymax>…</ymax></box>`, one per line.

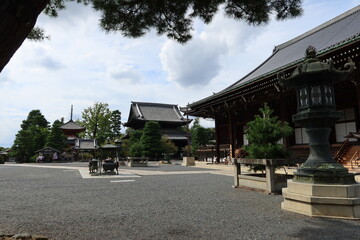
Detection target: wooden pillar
<box><xmin>279</xmin><ymin>94</ymin><xmax>290</xmax><ymax>147</ymax></box>
<box><xmin>228</xmin><ymin>111</ymin><xmax>235</xmax><ymax>159</ymax></box>
<box><xmin>354</xmin><ymin>79</ymin><xmax>360</xmax><ymax>130</ymax></box>
<box><xmin>215</xmin><ymin>114</ymin><xmax>221</xmax><ymax>163</ymax></box>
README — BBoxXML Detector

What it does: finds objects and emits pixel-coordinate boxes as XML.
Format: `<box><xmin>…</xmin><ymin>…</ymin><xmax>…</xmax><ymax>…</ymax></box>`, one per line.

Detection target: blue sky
<box><xmin>1</xmin><ymin>0</ymin><xmax>360</xmax><ymax>148</ymax></box>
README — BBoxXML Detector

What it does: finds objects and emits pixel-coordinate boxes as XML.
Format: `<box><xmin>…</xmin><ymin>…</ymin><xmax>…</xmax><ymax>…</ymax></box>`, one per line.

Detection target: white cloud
<box><xmin>107</xmin><ymin>64</ymin><xmax>143</xmax><ymax>84</ymax></box>
<box><xmin>160</xmin><ymin>39</ymin><xmax>224</xmax><ymax>87</ymax></box>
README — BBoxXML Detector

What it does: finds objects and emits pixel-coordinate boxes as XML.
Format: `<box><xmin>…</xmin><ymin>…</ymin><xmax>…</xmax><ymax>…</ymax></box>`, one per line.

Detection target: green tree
<box><xmin>81</xmin><ymin>102</ymin><xmax>112</xmax><ymax>145</ymax></box>
<box><xmin>190</xmin><ymin>118</ymin><xmax>214</xmax><ymax>156</ymax></box>
<box><xmin>129</xmin><ymin>142</ymin><xmax>143</xmax><ymax>157</ymax></box>
<box><xmin>110</xmin><ymin>110</ymin><xmax>122</xmax><ymax>140</ymax></box>
<box><xmin>1</xmin><ymin>0</ymin><xmax>303</xmax><ymax>72</ymax></box>
<box><xmin>140</xmin><ymin>121</ymin><xmax>162</xmax><ymax>160</ymax></box>
<box><xmin>46</xmin><ymin>119</ymin><xmax>67</xmax><ymax>151</ymax></box>
<box><xmin>12</xmin><ymin>110</ymin><xmax>50</xmax><ymax>162</ymax></box>
<box><xmin>161</xmin><ymin>136</ymin><xmax>178</xmax><ymax>160</ymax></box>
<box><xmin>121</xmin><ymin>128</ymin><xmax>143</xmax><ymax>157</ymax></box>
<box><xmin>244</xmin><ymin>103</ymin><xmax>292</xmax><ymax>171</ymax></box>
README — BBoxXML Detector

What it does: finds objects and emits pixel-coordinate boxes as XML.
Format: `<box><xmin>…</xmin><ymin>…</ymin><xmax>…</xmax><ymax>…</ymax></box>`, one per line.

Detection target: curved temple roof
<box><xmin>60</xmin><ymin>119</ymin><xmax>85</xmax><ymax>131</ymax></box>
<box><xmin>124</xmin><ymin>102</ymin><xmax>189</xmax><ymax>127</ymax></box>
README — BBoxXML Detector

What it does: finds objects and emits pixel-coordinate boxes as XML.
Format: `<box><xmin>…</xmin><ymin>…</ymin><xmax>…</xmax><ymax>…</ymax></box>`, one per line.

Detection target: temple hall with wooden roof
<box><xmin>185</xmin><ymin>5</ymin><xmax>360</xmax><ymax>172</ymax></box>
<box><xmin>124</xmin><ymin>101</ymin><xmax>190</xmax><ymax>152</ymax></box>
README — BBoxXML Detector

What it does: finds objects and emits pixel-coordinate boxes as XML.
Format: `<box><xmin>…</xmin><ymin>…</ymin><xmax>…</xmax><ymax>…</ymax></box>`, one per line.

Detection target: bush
<box><xmin>129</xmin><ymin>142</ymin><xmax>143</xmax><ymax>157</ymax></box>
<box><xmin>182</xmin><ymin>145</ymin><xmax>192</xmax><ymax>157</ymax></box>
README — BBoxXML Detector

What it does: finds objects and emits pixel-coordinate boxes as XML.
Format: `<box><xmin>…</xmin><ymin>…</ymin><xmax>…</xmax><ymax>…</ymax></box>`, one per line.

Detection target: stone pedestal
<box><xmin>127</xmin><ymin>157</ymin><xmax>148</xmax><ymax>167</ymax></box>
<box><xmin>182</xmin><ymin>157</ymin><xmax>195</xmax><ymax>166</ymax></box>
<box><xmin>282</xmin><ymin>180</ymin><xmax>360</xmax><ymax>219</ymax></box>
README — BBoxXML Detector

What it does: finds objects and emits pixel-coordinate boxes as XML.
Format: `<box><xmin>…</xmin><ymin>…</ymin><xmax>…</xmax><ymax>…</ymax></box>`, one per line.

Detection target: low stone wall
<box><xmin>127</xmin><ymin>157</ymin><xmax>149</xmax><ymax>167</ymax></box>
<box><xmin>233</xmin><ymin>158</ymin><xmax>303</xmax><ymax>193</ymax></box>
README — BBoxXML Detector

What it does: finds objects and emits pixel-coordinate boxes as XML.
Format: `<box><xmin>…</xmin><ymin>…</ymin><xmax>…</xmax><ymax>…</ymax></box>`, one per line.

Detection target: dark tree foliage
<box><xmin>110</xmin><ymin>109</ymin><xmax>122</xmax><ymax>140</ymax></box>
<box><xmin>20</xmin><ymin>110</ymin><xmax>49</xmax><ymax>129</ymax></box>
<box><xmin>12</xmin><ymin>110</ymin><xmax>50</xmax><ymax>162</ymax></box>
<box><xmin>140</xmin><ymin>121</ymin><xmax>162</xmax><ymax>159</ymax></box>
<box><xmin>121</xmin><ymin>129</ymin><xmax>143</xmax><ymax>157</ymax></box>
<box><xmin>0</xmin><ymin>0</ymin><xmax>303</xmax><ymax>72</ymax></box>
<box><xmin>46</xmin><ymin>119</ymin><xmax>67</xmax><ymax>151</ymax></box>
<box><xmin>92</xmin><ymin>0</ymin><xmax>303</xmax><ymax>43</ymax></box>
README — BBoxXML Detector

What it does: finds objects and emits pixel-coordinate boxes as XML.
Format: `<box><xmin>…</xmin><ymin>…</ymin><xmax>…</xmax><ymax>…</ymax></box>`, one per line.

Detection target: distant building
<box><xmin>60</xmin><ymin>105</ymin><xmax>85</xmax><ymax>146</ymax></box>
<box><xmin>60</xmin><ymin>106</ymin><xmax>98</xmax><ymax>161</ymax></box>
<box><xmin>124</xmin><ymin>102</ymin><xmax>191</xmax><ymax>153</ymax></box>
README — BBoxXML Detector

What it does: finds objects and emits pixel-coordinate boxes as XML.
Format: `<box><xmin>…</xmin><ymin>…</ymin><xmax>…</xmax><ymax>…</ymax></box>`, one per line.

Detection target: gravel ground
<box><xmin>0</xmin><ymin>163</ymin><xmax>359</xmax><ymax>240</ymax></box>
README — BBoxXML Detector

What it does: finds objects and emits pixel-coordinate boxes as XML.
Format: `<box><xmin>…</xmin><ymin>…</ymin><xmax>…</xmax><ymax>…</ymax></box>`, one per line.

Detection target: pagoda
<box><xmin>60</xmin><ymin>105</ymin><xmax>85</xmax><ymax>146</ymax></box>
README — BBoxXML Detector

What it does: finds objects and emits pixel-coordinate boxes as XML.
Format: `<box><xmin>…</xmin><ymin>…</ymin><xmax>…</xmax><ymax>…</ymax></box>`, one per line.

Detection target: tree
<box><xmin>160</xmin><ymin>136</ymin><xmax>178</xmax><ymax>160</ymax></box>
<box><xmin>140</xmin><ymin>121</ymin><xmax>162</xmax><ymax>159</ymax></box>
<box><xmin>190</xmin><ymin>118</ymin><xmax>214</xmax><ymax>156</ymax></box>
<box><xmin>11</xmin><ymin>110</ymin><xmax>49</xmax><ymax>162</ymax></box>
<box><xmin>122</xmin><ymin>128</ymin><xmax>143</xmax><ymax>157</ymax></box>
<box><xmin>109</xmin><ymin>110</ymin><xmax>122</xmax><ymax>140</ymax></box>
<box><xmin>46</xmin><ymin>119</ymin><xmax>67</xmax><ymax>151</ymax></box>
<box><xmin>81</xmin><ymin>102</ymin><xmax>112</xmax><ymax>145</ymax></box>
<box><xmin>244</xmin><ymin>103</ymin><xmax>293</xmax><ymax>171</ymax></box>
<box><xmin>1</xmin><ymin>0</ymin><xmax>303</xmax><ymax>72</ymax></box>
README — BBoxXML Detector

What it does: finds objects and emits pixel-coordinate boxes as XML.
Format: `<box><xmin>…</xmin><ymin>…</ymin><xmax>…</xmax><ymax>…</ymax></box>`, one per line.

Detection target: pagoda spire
<box><xmin>70</xmin><ymin>105</ymin><xmax>73</xmax><ymax>121</ymax></box>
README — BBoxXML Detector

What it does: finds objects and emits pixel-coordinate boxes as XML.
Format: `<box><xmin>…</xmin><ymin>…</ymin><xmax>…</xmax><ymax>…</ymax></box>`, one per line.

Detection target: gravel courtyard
<box><xmin>0</xmin><ymin>162</ymin><xmax>359</xmax><ymax>240</ymax></box>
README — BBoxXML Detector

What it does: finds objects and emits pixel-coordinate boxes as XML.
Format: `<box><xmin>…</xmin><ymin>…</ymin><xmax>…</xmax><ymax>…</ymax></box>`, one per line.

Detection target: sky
<box><xmin>1</xmin><ymin>0</ymin><xmax>360</xmax><ymax>148</ymax></box>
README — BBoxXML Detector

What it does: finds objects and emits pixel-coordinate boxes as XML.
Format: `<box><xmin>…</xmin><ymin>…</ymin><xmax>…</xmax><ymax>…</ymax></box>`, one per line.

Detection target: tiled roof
<box><xmin>101</xmin><ymin>144</ymin><xmax>119</xmax><ymax>149</ymax></box>
<box><xmin>60</xmin><ymin>120</ymin><xmax>85</xmax><ymax>130</ymax></box>
<box><xmin>161</xmin><ymin>129</ymin><xmax>188</xmax><ymax>140</ymax></box>
<box><xmin>189</xmin><ymin>5</ymin><xmax>360</xmax><ymax>108</ymax></box>
<box><xmin>127</xmin><ymin>102</ymin><xmax>187</xmax><ymax>123</ymax></box>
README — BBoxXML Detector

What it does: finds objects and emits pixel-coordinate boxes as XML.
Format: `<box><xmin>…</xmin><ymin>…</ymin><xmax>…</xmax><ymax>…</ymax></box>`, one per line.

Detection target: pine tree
<box><xmin>244</xmin><ymin>103</ymin><xmax>292</xmax><ymax>171</ymax></box>
<box><xmin>110</xmin><ymin>110</ymin><xmax>122</xmax><ymax>140</ymax></box>
<box><xmin>46</xmin><ymin>119</ymin><xmax>67</xmax><ymax>151</ymax></box>
<box><xmin>140</xmin><ymin>121</ymin><xmax>162</xmax><ymax>160</ymax></box>
<box><xmin>12</xmin><ymin>110</ymin><xmax>50</xmax><ymax>162</ymax></box>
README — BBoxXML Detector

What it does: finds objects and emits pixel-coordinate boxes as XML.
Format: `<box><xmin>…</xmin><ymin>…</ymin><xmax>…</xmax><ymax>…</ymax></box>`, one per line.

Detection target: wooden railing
<box><xmin>350</xmin><ymin>150</ymin><xmax>360</xmax><ymax>170</ymax></box>
<box><xmin>334</xmin><ymin>139</ymin><xmax>350</xmax><ymax>163</ymax></box>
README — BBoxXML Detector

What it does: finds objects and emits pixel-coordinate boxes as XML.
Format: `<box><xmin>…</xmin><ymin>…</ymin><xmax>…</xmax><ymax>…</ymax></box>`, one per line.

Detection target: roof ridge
<box><xmin>132</xmin><ymin>101</ymin><xmax>177</xmax><ymax>107</ymax></box>
<box><xmin>274</xmin><ymin>4</ymin><xmax>360</xmax><ymax>51</ymax></box>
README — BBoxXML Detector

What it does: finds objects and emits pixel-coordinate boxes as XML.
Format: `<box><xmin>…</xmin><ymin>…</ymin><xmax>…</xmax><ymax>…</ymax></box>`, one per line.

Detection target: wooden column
<box><xmin>214</xmin><ymin>114</ymin><xmax>221</xmax><ymax>163</ymax></box>
<box><xmin>228</xmin><ymin>110</ymin><xmax>235</xmax><ymax>159</ymax></box>
<box><xmin>279</xmin><ymin>94</ymin><xmax>290</xmax><ymax>147</ymax></box>
<box><xmin>354</xmin><ymin>78</ymin><xmax>360</xmax><ymax>130</ymax></box>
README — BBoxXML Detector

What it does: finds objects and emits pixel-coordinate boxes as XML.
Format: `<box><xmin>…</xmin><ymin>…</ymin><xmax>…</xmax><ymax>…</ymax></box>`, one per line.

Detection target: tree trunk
<box><xmin>0</xmin><ymin>0</ymin><xmax>49</xmax><ymax>73</ymax></box>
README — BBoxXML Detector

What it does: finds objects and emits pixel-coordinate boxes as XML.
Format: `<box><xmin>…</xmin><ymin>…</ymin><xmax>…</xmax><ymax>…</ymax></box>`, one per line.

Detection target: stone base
<box><xmin>282</xmin><ymin>180</ymin><xmax>360</xmax><ymax>219</ymax></box>
<box><xmin>127</xmin><ymin>158</ymin><xmax>148</xmax><ymax>167</ymax></box>
<box><xmin>182</xmin><ymin>157</ymin><xmax>195</xmax><ymax>166</ymax></box>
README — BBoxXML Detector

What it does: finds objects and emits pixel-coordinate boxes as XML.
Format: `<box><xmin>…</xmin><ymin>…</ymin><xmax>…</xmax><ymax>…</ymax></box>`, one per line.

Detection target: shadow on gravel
<box><xmin>289</xmin><ymin>218</ymin><xmax>360</xmax><ymax>239</ymax></box>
